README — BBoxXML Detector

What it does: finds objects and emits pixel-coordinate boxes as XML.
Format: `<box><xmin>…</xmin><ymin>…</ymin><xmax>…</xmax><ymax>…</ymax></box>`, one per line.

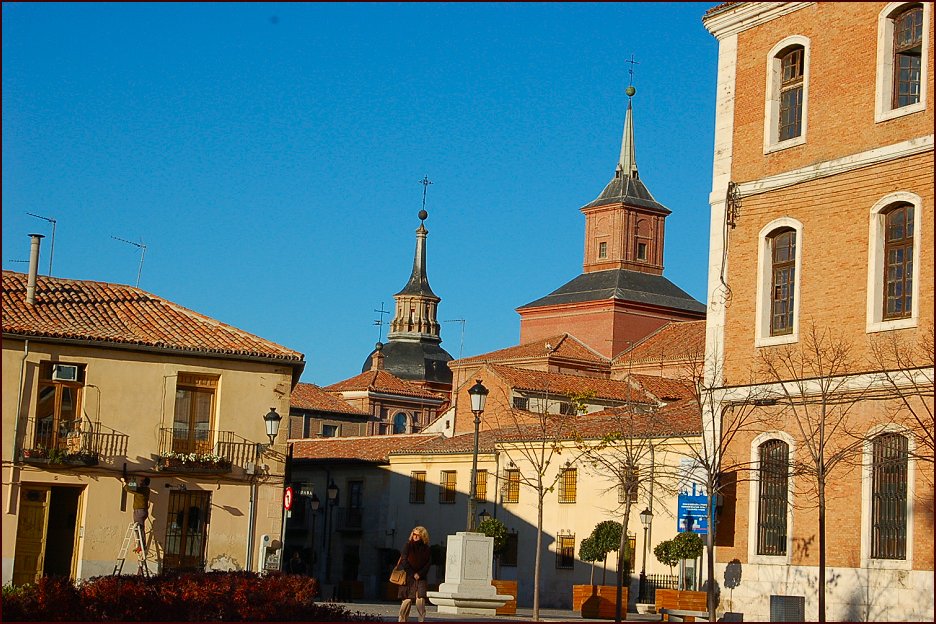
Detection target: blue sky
<box><xmin>2</xmin><ymin>2</ymin><xmax>718</xmax><ymax>386</ymax></box>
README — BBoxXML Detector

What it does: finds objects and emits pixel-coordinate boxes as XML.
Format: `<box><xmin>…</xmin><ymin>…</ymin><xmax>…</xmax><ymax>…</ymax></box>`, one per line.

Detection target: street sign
<box><xmin>283</xmin><ymin>486</ymin><xmax>294</xmax><ymax>511</ymax></box>
<box><xmin>299</xmin><ymin>486</ymin><xmax>315</xmax><ymax>498</ymax></box>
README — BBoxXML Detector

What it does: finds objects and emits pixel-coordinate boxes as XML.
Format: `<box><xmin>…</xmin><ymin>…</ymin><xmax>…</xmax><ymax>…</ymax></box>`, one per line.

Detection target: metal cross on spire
<box><xmin>625</xmin><ymin>53</ymin><xmax>639</xmax><ymax>88</ymax></box>
<box><xmin>373</xmin><ymin>301</ymin><xmax>390</xmax><ymax>342</ymax></box>
<box><xmin>419</xmin><ymin>175</ymin><xmax>432</xmax><ymax>216</ymax></box>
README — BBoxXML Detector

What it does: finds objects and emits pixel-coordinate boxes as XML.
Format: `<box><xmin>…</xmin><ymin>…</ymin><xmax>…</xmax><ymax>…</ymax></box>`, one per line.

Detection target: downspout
<box><xmin>245</xmin><ymin>466</ymin><xmax>258</xmax><ymax>571</ymax></box>
<box><xmin>7</xmin><ymin>340</ymin><xmax>29</xmax><ymax>514</ymax></box>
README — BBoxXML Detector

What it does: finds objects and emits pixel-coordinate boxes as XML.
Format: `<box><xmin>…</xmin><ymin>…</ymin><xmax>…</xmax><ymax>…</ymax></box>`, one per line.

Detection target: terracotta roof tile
<box><xmin>490</xmin><ymin>364</ymin><xmax>655</xmax><ymax>404</ymax></box>
<box><xmin>324</xmin><ymin>369</ymin><xmax>445</xmax><ymax>400</ymax></box>
<box><xmin>629</xmin><ymin>374</ymin><xmax>696</xmax><ymax>402</ymax></box>
<box><xmin>291</xmin><ymin>434</ymin><xmax>440</xmax><ymax>463</ymax></box>
<box><xmin>453</xmin><ymin>333</ymin><xmax>608</xmax><ymax>367</ymax></box>
<box><xmin>613</xmin><ymin>321</ymin><xmax>705</xmax><ymax>367</ymax></box>
<box><xmin>2</xmin><ymin>271</ymin><xmax>303</xmax><ymax>363</ymax></box>
<box><xmin>290</xmin><ymin>382</ymin><xmax>370</xmax><ymax>416</ymax></box>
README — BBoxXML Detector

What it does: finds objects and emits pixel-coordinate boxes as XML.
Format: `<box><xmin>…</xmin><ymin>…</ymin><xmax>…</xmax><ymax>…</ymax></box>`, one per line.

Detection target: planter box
<box><xmin>491</xmin><ymin>579</ymin><xmax>517</xmax><ymax>615</ymax></box>
<box><xmin>655</xmin><ymin>589</ymin><xmax>707</xmax><ymax>618</ymax></box>
<box><xmin>22</xmin><ymin>455</ymin><xmax>99</xmax><ymax>468</ymax></box>
<box><xmin>573</xmin><ymin>584</ymin><xmax>628</xmax><ymax>620</ymax></box>
<box><xmin>156</xmin><ymin>458</ymin><xmax>231</xmax><ymax>474</ymax></box>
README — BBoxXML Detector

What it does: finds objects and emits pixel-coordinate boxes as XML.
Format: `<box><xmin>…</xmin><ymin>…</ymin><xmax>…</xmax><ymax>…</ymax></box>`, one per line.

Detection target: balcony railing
<box><xmin>20</xmin><ymin>417</ymin><xmax>128</xmax><ymax>467</ymax></box>
<box><xmin>157</xmin><ymin>427</ymin><xmax>258</xmax><ymax>472</ymax></box>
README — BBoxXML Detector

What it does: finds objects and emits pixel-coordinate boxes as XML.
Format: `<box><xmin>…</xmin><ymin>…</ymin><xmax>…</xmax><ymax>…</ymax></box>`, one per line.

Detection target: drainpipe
<box><xmin>245</xmin><ymin>471</ymin><xmax>258</xmax><ymax>571</ymax></box>
<box><xmin>7</xmin><ymin>340</ymin><xmax>30</xmax><ymax>514</ymax></box>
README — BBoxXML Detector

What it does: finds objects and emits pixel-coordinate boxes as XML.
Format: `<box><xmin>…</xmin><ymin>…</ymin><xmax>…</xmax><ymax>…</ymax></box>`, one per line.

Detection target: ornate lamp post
<box><xmin>639</xmin><ymin>507</ymin><xmax>653</xmax><ymax>603</ymax></box>
<box><xmin>263</xmin><ymin>407</ymin><xmax>282</xmax><ymax>447</ymax></box>
<box><xmin>466</xmin><ymin>379</ymin><xmax>488</xmax><ymax>531</ymax></box>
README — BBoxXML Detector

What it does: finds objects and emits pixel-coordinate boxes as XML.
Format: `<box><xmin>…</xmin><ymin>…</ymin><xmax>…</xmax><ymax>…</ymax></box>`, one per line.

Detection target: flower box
<box><xmin>156</xmin><ymin>455</ymin><xmax>232</xmax><ymax>474</ymax></box>
<box><xmin>22</xmin><ymin>452</ymin><xmax>99</xmax><ymax>468</ymax></box>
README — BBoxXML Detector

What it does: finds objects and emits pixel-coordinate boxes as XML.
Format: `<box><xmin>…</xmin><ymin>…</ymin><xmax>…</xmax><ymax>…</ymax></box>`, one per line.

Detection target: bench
<box><xmin>660</xmin><ymin>607</ymin><xmax>709</xmax><ymax>622</ymax></box>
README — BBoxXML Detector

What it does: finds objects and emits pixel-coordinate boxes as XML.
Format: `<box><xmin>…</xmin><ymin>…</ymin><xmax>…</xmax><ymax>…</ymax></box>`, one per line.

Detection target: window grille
<box><xmin>559</xmin><ymin>467</ymin><xmax>577</xmax><ymax>503</ymax></box>
<box><xmin>884</xmin><ymin>204</ymin><xmax>914</xmax><ymax>320</ymax></box>
<box><xmin>871</xmin><ymin>433</ymin><xmax>908</xmax><ymax>559</ymax></box>
<box><xmin>475</xmin><ymin>469</ymin><xmax>488</xmax><ymax>503</ymax></box>
<box><xmin>893</xmin><ymin>6</ymin><xmax>923</xmax><ymax>108</ymax></box>
<box><xmin>512</xmin><ymin>396</ymin><xmax>529</xmax><ymax>410</ymax></box>
<box><xmin>504</xmin><ymin>469</ymin><xmax>520</xmax><ymax>503</ymax></box>
<box><xmin>556</xmin><ymin>534</ymin><xmax>575</xmax><ymax>569</ymax></box>
<box><xmin>757</xmin><ymin>439</ymin><xmax>789</xmax><ymax>555</ymax></box>
<box><xmin>410</xmin><ymin>471</ymin><xmax>426</xmax><ymax>504</ymax></box>
<box><xmin>440</xmin><ymin>470</ymin><xmax>456</xmax><ymax>504</ymax></box>
<box><xmin>618</xmin><ymin>464</ymin><xmax>639</xmax><ymax>504</ymax></box>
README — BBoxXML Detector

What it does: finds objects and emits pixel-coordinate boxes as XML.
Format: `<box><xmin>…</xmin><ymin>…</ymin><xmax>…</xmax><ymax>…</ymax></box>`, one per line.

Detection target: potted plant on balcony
<box><xmin>157</xmin><ymin>451</ymin><xmax>232</xmax><ymax>473</ymax></box>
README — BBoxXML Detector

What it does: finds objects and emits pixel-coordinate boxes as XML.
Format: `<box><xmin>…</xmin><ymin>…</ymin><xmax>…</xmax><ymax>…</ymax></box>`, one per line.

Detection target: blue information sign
<box><xmin>677</xmin><ymin>493</ymin><xmax>709</xmax><ymax>534</ymax></box>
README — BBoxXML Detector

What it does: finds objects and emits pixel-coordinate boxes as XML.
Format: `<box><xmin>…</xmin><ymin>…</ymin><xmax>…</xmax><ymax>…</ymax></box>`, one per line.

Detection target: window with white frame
<box><xmin>756</xmin><ymin>439</ymin><xmax>789</xmax><ymax>556</ymax></box>
<box><xmin>756</xmin><ymin>218</ymin><xmax>802</xmax><ymax>346</ymax></box>
<box><xmin>764</xmin><ymin>36</ymin><xmax>810</xmax><ymax>152</ymax></box>
<box><xmin>876</xmin><ymin>3</ymin><xmax>930</xmax><ymax>122</ymax></box>
<box><xmin>866</xmin><ymin>192</ymin><xmax>921</xmax><ymax>332</ymax></box>
<box><xmin>870</xmin><ymin>433</ymin><xmax>909</xmax><ymax>560</ymax></box>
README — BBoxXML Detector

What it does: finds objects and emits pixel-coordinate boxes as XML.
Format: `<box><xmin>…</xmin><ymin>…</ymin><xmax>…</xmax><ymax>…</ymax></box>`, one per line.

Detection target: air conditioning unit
<box><xmin>52</xmin><ymin>364</ymin><xmax>79</xmax><ymax>382</ymax></box>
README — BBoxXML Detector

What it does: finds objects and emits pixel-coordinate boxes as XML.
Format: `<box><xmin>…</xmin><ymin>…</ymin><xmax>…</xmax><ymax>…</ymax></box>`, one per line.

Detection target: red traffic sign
<box><xmin>283</xmin><ymin>486</ymin><xmax>294</xmax><ymax>511</ymax></box>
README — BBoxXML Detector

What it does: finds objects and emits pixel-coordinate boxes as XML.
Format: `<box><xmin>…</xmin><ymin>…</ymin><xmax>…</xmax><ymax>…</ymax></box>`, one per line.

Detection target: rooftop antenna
<box><xmin>26</xmin><ymin>212</ymin><xmax>57</xmax><ymax>275</ymax></box>
<box><xmin>373</xmin><ymin>302</ymin><xmax>390</xmax><ymax>342</ymax></box>
<box><xmin>111</xmin><ymin>236</ymin><xmax>147</xmax><ymax>287</ymax></box>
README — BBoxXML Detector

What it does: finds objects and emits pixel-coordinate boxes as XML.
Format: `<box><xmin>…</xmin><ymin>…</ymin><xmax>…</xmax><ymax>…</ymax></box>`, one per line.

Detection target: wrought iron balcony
<box><xmin>156</xmin><ymin>427</ymin><xmax>258</xmax><ymax>473</ymax></box>
<box><xmin>20</xmin><ymin>416</ymin><xmax>128</xmax><ymax>468</ymax></box>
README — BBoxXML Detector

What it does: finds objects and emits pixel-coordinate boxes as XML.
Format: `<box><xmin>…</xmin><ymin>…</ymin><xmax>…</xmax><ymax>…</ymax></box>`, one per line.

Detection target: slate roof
<box><xmin>613</xmin><ymin>320</ymin><xmax>706</xmax><ymax>366</ymax></box>
<box><xmin>360</xmin><ymin>340</ymin><xmax>453</xmax><ymax>384</ymax></box>
<box><xmin>490</xmin><ymin>364</ymin><xmax>655</xmax><ymax>404</ymax></box>
<box><xmin>325</xmin><ymin>369</ymin><xmax>446</xmax><ymax>401</ymax></box>
<box><xmin>290</xmin><ymin>382</ymin><xmax>370</xmax><ymax>416</ymax></box>
<box><xmin>581</xmin><ymin>172</ymin><xmax>671</xmax><ymax>213</ymax></box>
<box><xmin>1</xmin><ymin>270</ymin><xmax>304</xmax><ymax>364</ymax></box>
<box><xmin>517</xmin><ymin>269</ymin><xmax>706</xmax><ymax>313</ymax></box>
<box><xmin>291</xmin><ymin>433</ymin><xmax>440</xmax><ymax>463</ymax></box>
<box><xmin>452</xmin><ymin>333</ymin><xmax>608</xmax><ymax>368</ymax></box>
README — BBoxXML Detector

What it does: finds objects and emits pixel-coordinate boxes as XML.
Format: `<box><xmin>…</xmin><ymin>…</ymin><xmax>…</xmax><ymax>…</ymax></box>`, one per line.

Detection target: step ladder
<box><xmin>113</xmin><ymin>522</ymin><xmax>150</xmax><ymax>577</ymax></box>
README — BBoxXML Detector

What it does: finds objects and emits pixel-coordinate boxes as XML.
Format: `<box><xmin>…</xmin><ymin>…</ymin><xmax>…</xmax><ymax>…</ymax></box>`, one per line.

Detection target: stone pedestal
<box><xmin>426</xmin><ymin>532</ymin><xmax>511</xmax><ymax>615</ymax></box>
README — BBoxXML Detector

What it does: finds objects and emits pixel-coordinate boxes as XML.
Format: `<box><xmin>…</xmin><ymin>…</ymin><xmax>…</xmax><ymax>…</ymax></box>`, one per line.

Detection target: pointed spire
<box><xmin>617</xmin><ymin>87</ymin><xmax>638</xmax><ymax>179</ymax></box>
<box><xmin>396</xmin><ymin>209</ymin><xmax>437</xmax><ymax>298</ymax></box>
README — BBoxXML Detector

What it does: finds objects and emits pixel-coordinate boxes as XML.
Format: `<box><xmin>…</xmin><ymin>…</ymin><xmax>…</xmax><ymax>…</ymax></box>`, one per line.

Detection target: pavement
<box><xmin>326</xmin><ymin>600</ymin><xmax>666</xmax><ymax>622</ymax></box>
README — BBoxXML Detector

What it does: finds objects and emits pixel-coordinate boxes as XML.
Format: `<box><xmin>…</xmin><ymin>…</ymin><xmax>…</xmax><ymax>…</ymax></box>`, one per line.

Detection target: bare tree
<box><xmin>758</xmin><ymin>323</ymin><xmax>871</xmax><ymax>624</ymax></box>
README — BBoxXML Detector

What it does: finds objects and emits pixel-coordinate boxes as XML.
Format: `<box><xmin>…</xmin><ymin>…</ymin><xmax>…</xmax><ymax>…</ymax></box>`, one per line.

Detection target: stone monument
<box><xmin>426</xmin><ymin>532</ymin><xmax>512</xmax><ymax>615</ymax></box>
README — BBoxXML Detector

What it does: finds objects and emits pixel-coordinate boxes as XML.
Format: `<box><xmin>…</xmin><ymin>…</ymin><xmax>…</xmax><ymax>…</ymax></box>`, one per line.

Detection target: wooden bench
<box><xmin>660</xmin><ymin>608</ymin><xmax>709</xmax><ymax>622</ymax></box>
<box><xmin>492</xmin><ymin>579</ymin><xmax>518</xmax><ymax>615</ymax></box>
<box><xmin>655</xmin><ymin>589</ymin><xmax>707</xmax><ymax>621</ymax></box>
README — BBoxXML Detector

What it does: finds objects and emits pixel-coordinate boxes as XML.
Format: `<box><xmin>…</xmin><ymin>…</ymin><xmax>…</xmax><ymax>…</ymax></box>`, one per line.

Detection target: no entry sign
<box><xmin>283</xmin><ymin>486</ymin><xmax>294</xmax><ymax>511</ymax></box>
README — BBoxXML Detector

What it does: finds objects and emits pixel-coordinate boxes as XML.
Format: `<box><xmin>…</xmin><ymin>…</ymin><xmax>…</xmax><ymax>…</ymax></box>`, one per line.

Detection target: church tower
<box><xmin>517</xmin><ymin>86</ymin><xmax>705</xmax><ymax>359</ymax></box>
<box><xmin>361</xmin><ymin>209</ymin><xmax>453</xmax><ymax>394</ymax></box>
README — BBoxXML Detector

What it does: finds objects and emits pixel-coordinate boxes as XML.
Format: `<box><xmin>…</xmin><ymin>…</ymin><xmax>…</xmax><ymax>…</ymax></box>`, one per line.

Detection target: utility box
<box><xmin>770</xmin><ymin>595</ymin><xmax>805</xmax><ymax>622</ymax></box>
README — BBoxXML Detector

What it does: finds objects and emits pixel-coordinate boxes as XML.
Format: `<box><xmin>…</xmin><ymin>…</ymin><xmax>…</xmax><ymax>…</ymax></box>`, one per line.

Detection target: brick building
<box><xmin>702</xmin><ymin>2</ymin><xmax>933</xmax><ymax>621</ymax></box>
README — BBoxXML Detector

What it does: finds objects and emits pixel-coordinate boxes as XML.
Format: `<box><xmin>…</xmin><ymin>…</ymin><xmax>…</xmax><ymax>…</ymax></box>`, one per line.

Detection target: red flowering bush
<box><xmin>1</xmin><ymin>571</ymin><xmax>379</xmax><ymax>621</ymax></box>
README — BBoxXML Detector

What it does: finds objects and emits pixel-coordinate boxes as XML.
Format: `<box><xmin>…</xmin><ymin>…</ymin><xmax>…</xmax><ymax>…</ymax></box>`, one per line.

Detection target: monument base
<box><xmin>425</xmin><ymin>531</ymin><xmax>510</xmax><ymax>616</ymax></box>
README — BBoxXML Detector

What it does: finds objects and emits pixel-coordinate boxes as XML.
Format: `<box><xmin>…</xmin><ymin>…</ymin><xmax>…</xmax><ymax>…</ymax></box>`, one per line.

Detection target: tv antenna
<box><xmin>373</xmin><ymin>302</ymin><xmax>390</xmax><ymax>342</ymax></box>
<box><xmin>26</xmin><ymin>212</ymin><xmax>57</xmax><ymax>275</ymax></box>
<box><xmin>111</xmin><ymin>236</ymin><xmax>147</xmax><ymax>287</ymax></box>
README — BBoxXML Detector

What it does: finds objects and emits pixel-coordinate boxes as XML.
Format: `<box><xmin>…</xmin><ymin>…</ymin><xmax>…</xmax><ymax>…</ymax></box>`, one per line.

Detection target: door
<box><xmin>164</xmin><ymin>490</ymin><xmax>211</xmax><ymax>572</ymax></box>
<box><xmin>12</xmin><ymin>486</ymin><xmax>50</xmax><ymax>586</ymax></box>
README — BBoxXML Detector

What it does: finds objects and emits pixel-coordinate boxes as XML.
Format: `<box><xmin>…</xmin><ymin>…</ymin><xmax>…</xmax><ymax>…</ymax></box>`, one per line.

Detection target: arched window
<box><xmin>871</xmin><ymin>433</ymin><xmax>909</xmax><ymax>559</ymax></box>
<box><xmin>770</xmin><ymin>229</ymin><xmax>796</xmax><ymax>337</ymax></box>
<box><xmin>883</xmin><ymin>204</ymin><xmax>914</xmax><ymax>320</ymax></box>
<box><xmin>756</xmin><ymin>439</ymin><xmax>789</xmax><ymax>556</ymax></box>
<box><xmin>393</xmin><ymin>412</ymin><xmax>408</xmax><ymax>434</ymax></box>
<box><xmin>778</xmin><ymin>46</ymin><xmax>804</xmax><ymax>141</ymax></box>
<box><xmin>876</xmin><ymin>3</ymin><xmax>930</xmax><ymax>122</ymax></box>
<box><xmin>893</xmin><ymin>5</ymin><xmax>924</xmax><ymax>108</ymax></box>
<box><xmin>764</xmin><ymin>36</ymin><xmax>810</xmax><ymax>152</ymax></box>
<box><xmin>634</xmin><ymin>219</ymin><xmax>651</xmax><ymax>262</ymax></box>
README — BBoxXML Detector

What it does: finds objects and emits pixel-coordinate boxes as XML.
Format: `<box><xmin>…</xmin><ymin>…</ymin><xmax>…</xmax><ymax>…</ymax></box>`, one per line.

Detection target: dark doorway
<box><xmin>44</xmin><ymin>486</ymin><xmax>82</xmax><ymax>578</ymax></box>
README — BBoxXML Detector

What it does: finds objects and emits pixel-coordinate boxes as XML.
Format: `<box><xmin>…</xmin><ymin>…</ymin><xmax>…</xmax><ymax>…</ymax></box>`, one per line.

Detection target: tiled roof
<box><xmin>291</xmin><ymin>433</ymin><xmax>440</xmax><ymax>463</ymax></box>
<box><xmin>613</xmin><ymin>320</ymin><xmax>706</xmax><ymax>366</ymax></box>
<box><xmin>2</xmin><ymin>271</ymin><xmax>304</xmax><ymax>363</ymax></box>
<box><xmin>324</xmin><ymin>369</ymin><xmax>445</xmax><ymax>401</ymax></box>
<box><xmin>290</xmin><ymin>382</ymin><xmax>370</xmax><ymax>416</ymax></box>
<box><xmin>580</xmin><ymin>400</ymin><xmax>702</xmax><ymax>438</ymax></box>
<box><xmin>452</xmin><ymin>333</ymin><xmax>608</xmax><ymax>367</ymax></box>
<box><xmin>630</xmin><ymin>374</ymin><xmax>696</xmax><ymax>402</ymax></box>
<box><xmin>703</xmin><ymin>2</ymin><xmax>743</xmax><ymax>18</ymax></box>
<box><xmin>491</xmin><ymin>364</ymin><xmax>655</xmax><ymax>404</ymax></box>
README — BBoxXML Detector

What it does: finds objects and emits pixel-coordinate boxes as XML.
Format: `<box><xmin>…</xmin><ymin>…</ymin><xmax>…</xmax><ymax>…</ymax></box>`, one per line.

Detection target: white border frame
<box><xmin>875</xmin><ymin>2</ymin><xmax>931</xmax><ymax>123</ymax></box>
<box><xmin>756</xmin><ymin>217</ymin><xmax>803</xmax><ymax>347</ymax></box>
<box><xmin>860</xmin><ymin>424</ymin><xmax>915</xmax><ymax>570</ymax></box>
<box><xmin>865</xmin><ymin>191</ymin><xmax>922</xmax><ymax>333</ymax></box>
<box><xmin>748</xmin><ymin>430</ymin><xmax>796</xmax><ymax>565</ymax></box>
<box><xmin>764</xmin><ymin>35</ymin><xmax>810</xmax><ymax>154</ymax></box>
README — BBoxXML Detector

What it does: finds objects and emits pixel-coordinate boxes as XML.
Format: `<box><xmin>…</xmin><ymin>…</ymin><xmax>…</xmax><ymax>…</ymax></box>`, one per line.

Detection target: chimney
<box><xmin>370</xmin><ymin>342</ymin><xmax>385</xmax><ymax>371</ymax></box>
<box><xmin>26</xmin><ymin>234</ymin><xmax>44</xmax><ymax>305</ymax></box>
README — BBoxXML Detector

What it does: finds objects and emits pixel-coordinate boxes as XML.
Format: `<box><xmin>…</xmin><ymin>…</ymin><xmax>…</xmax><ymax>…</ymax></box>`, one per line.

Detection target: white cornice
<box><xmin>703</xmin><ymin>2</ymin><xmax>815</xmax><ymax>39</ymax></box>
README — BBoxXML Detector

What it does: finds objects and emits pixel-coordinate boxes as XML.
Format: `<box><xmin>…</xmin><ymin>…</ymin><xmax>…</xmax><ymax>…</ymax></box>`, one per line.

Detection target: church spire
<box><xmin>389</xmin><ymin>207</ymin><xmax>441</xmax><ymax>342</ymax></box>
<box><xmin>616</xmin><ymin>90</ymin><xmax>638</xmax><ymax>179</ymax></box>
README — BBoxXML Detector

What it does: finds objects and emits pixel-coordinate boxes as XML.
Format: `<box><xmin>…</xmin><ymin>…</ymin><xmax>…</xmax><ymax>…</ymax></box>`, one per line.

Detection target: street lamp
<box><xmin>639</xmin><ymin>507</ymin><xmax>653</xmax><ymax>603</ymax></box>
<box><xmin>325</xmin><ymin>480</ymin><xmax>339</xmax><ymax>584</ymax></box>
<box><xmin>310</xmin><ymin>494</ymin><xmax>321</xmax><ymax>573</ymax></box>
<box><xmin>478</xmin><ymin>509</ymin><xmax>490</xmax><ymax>523</ymax></box>
<box><xmin>256</xmin><ymin>407</ymin><xmax>282</xmax><ymax>456</ymax></box>
<box><xmin>466</xmin><ymin>379</ymin><xmax>488</xmax><ymax>531</ymax></box>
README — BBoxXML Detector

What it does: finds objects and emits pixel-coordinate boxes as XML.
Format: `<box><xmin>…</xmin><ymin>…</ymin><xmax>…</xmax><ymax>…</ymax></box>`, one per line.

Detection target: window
<box><xmin>556</xmin><ymin>534</ymin><xmax>575</xmax><ymax>569</ymax></box>
<box><xmin>764</xmin><ymin>36</ymin><xmax>810</xmax><ymax>151</ymax></box>
<box><xmin>393</xmin><ymin>412</ymin><xmax>408</xmax><ymax>434</ymax></box>
<box><xmin>634</xmin><ymin>219</ymin><xmax>650</xmax><ymax>262</ymax></box>
<box><xmin>33</xmin><ymin>362</ymin><xmax>85</xmax><ymax>452</ymax></box>
<box><xmin>867</xmin><ymin>193</ymin><xmax>921</xmax><ymax>331</ymax></box>
<box><xmin>475</xmin><ymin>469</ymin><xmax>488</xmax><ymax>503</ymax></box>
<box><xmin>618</xmin><ymin>464</ymin><xmax>639</xmax><ymax>504</ymax></box>
<box><xmin>877</xmin><ymin>3</ymin><xmax>930</xmax><ymax>121</ymax></box>
<box><xmin>757</xmin><ymin>218</ymin><xmax>802</xmax><ymax>346</ymax></box>
<box><xmin>410</xmin><ymin>471</ymin><xmax>426</xmax><ymax>504</ymax></box>
<box><xmin>756</xmin><ymin>439</ymin><xmax>789</xmax><ymax>556</ymax></box>
<box><xmin>503</xmin><ymin>469</ymin><xmax>520</xmax><ymax>503</ymax></box>
<box><xmin>871</xmin><ymin>433</ymin><xmax>908</xmax><ymax>560</ymax></box>
<box><xmin>558</xmin><ymin>402</ymin><xmax>576</xmax><ymax>415</ymax></box>
<box><xmin>512</xmin><ymin>396</ymin><xmax>529</xmax><ymax>410</ymax></box>
<box><xmin>347</xmin><ymin>480</ymin><xmax>364</xmax><ymax>528</ymax></box>
<box><xmin>440</xmin><ymin>471</ymin><xmax>457</xmax><ymax>504</ymax></box>
<box><xmin>164</xmin><ymin>490</ymin><xmax>211</xmax><ymax>573</ymax></box>
<box><xmin>559</xmin><ymin>467</ymin><xmax>577</xmax><ymax>503</ymax></box>
<box><xmin>770</xmin><ymin>229</ymin><xmax>796</xmax><ymax>336</ymax></box>
<box><xmin>598</xmin><ymin>241</ymin><xmax>608</xmax><ymax>259</ymax></box>
<box><xmin>883</xmin><ymin>204</ymin><xmax>914</xmax><ymax>320</ymax></box>
<box><xmin>173</xmin><ymin>374</ymin><xmax>217</xmax><ymax>455</ymax></box>
<box><xmin>322</xmin><ymin>424</ymin><xmax>339</xmax><ymax>437</ymax></box>
<box><xmin>778</xmin><ymin>47</ymin><xmax>804</xmax><ymax>141</ymax></box>
<box><xmin>501</xmin><ymin>532</ymin><xmax>519</xmax><ymax>567</ymax></box>
<box><xmin>636</xmin><ymin>242</ymin><xmax>648</xmax><ymax>261</ymax></box>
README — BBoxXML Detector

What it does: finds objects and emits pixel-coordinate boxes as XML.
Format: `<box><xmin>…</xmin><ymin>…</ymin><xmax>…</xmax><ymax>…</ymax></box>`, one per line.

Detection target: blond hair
<box><xmin>411</xmin><ymin>526</ymin><xmax>430</xmax><ymax>544</ymax></box>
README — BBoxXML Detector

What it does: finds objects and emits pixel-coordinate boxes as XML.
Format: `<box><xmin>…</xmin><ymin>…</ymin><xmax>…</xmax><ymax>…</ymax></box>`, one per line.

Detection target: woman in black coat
<box><xmin>398</xmin><ymin>526</ymin><xmax>431</xmax><ymax>622</ymax></box>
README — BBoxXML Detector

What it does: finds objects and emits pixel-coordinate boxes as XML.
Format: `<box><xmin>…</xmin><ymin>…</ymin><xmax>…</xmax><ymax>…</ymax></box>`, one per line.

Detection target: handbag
<box><xmin>389</xmin><ymin>555</ymin><xmax>407</xmax><ymax>585</ymax></box>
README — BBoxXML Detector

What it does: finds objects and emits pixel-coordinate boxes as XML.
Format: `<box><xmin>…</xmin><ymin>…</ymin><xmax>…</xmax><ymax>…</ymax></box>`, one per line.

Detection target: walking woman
<box><xmin>398</xmin><ymin>526</ymin><xmax>431</xmax><ymax>622</ymax></box>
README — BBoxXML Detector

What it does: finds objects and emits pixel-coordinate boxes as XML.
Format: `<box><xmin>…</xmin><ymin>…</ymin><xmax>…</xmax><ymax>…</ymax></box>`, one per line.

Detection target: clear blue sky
<box><xmin>2</xmin><ymin>2</ymin><xmax>718</xmax><ymax>386</ymax></box>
